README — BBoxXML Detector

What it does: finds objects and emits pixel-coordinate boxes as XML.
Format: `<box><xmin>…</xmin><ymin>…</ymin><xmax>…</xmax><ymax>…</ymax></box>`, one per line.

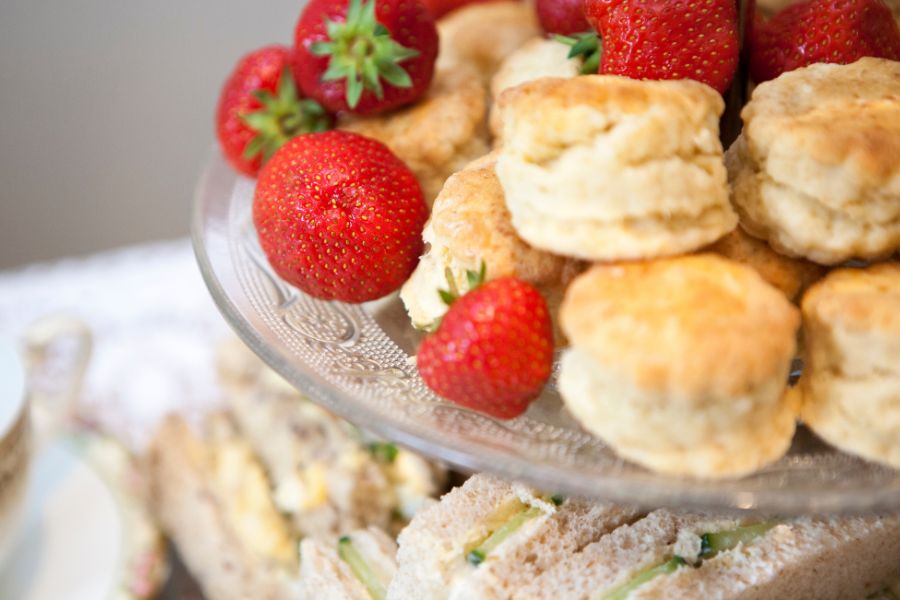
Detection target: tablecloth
<box><xmin>0</xmin><ymin>238</ymin><xmax>231</xmax><ymax>449</ymax></box>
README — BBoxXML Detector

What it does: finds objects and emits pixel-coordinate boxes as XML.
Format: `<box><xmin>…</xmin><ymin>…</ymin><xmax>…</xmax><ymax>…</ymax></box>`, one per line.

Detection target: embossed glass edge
<box><xmin>192</xmin><ymin>152</ymin><xmax>900</xmax><ymax>515</ymax></box>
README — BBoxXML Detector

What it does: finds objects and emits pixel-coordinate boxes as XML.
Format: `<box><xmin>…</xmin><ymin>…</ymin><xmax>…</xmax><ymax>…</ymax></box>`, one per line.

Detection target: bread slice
<box><xmin>217</xmin><ymin>338</ymin><xmax>446</xmax><ymax>540</ymax></box>
<box><xmin>516</xmin><ymin>510</ymin><xmax>738</xmax><ymax>600</ymax></box>
<box><xmin>388</xmin><ymin>474</ymin><xmax>640</xmax><ymax>600</ymax></box>
<box><xmin>632</xmin><ymin>515</ymin><xmax>900</xmax><ymax>600</ymax></box>
<box><xmin>299</xmin><ymin>527</ymin><xmax>398</xmax><ymax>600</ymax></box>
<box><xmin>145</xmin><ymin>415</ymin><xmax>301</xmax><ymax>600</ymax></box>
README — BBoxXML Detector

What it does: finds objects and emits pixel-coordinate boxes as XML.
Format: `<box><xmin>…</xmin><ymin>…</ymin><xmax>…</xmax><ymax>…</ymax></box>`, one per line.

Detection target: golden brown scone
<box><xmin>400</xmin><ymin>153</ymin><xmax>583</xmax><ymax>336</ymax></box>
<box><xmin>558</xmin><ymin>255</ymin><xmax>801</xmax><ymax>478</ymax></box>
<box><xmin>728</xmin><ymin>58</ymin><xmax>900</xmax><ymax>265</ymax></box>
<box><xmin>706</xmin><ymin>226</ymin><xmax>825</xmax><ymax>301</ymax></box>
<box><xmin>340</xmin><ymin>66</ymin><xmax>489</xmax><ymax>205</ymax></box>
<box><xmin>496</xmin><ymin>76</ymin><xmax>737</xmax><ymax>261</ymax></box>
<box><xmin>436</xmin><ymin>1</ymin><xmax>540</xmax><ymax>86</ymax></box>
<box><xmin>799</xmin><ymin>263</ymin><xmax>900</xmax><ymax>468</ymax></box>
<box><xmin>489</xmin><ymin>37</ymin><xmax>584</xmax><ymax>141</ymax></box>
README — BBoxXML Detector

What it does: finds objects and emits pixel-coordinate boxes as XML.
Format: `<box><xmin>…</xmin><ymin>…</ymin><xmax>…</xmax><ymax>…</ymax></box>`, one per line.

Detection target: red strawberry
<box><xmin>293</xmin><ymin>0</ymin><xmax>439</xmax><ymax>115</ymax></box>
<box><xmin>749</xmin><ymin>0</ymin><xmax>900</xmax><ymax>83</ymax></box>
<box><xmin>215</xmin><ymin>46</ymin><xmax>332</xmax><ymax>177</ymax></box>
<box><xmin>584</xmin><ymin>0</ymin><xmax>739</xmax><ymax>94</ymax></box>
<box><xmin>421</xmin><ymin>0</ymin><xmax>502</xmax><ymax>19</ymax></box>
<box><xmin>417</xmin><ymin>276</ymin><xmax>554</xmax><ymax>420</ymax></box>
<box><xmin>253</xmin><ymin>131</ymin><xmax>428</xmax><ymax>303</ymax></box>
<box><xmin>537</xmin><ymin>0</ymin><xmax>590</xmax><ymax>35</ymax></box>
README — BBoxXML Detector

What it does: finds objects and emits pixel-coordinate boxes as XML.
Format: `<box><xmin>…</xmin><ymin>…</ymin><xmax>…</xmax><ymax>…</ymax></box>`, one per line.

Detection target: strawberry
<box><xmin>417</xmin><ymin>275</ymin><xmax>554</xmax><ymax>420</ymax></box>
<box><xmin>584</xmin><ymin>0</ymin><xmax>739</xmax><ymax>94</ymax></box>
<box><xmin>421</xmin><ymin>0</ymin><xmax>501</xmax><ymax>18</ymax></box>
<box><xmin>215</xmin><ymin>46</ymin><xmax>332</xmax><ymax>178</ymax></box>
<box><xmin>749</xmin><ymin>0</ymin><xmax>900</xmax><ymax>83</ymax></box>
<box><xmin>293</xmin><ymin>0</ymin><xmax>439</xmax><ymax>115</ymax></box>
<box><xmin>253</xmin><ymin>131</ymin><xmax>428</xmax><ymax>303</ymax></box>
<box><xmin>537</xmin><ymin>0</ymin><xmax>590</xmax><ymax>35</ymax></box>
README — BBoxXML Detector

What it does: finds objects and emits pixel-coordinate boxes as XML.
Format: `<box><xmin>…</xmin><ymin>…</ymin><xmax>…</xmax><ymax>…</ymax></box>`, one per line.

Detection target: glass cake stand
<box><xmin>192</xmin><ymin>152</ymin><xmax>900</xmax><ymax>515</ymax></box>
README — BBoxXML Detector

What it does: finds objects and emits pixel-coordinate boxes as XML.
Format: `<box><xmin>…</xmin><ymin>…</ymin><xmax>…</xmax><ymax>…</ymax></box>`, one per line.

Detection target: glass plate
<box><xmin>192</xmin><ymin>152</ymin><xmax>900</xmax><ymax>515</ymax></box>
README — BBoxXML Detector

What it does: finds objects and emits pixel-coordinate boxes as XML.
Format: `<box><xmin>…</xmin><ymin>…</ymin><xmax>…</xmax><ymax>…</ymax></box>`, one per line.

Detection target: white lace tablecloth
<box><xmin>0</xmin><ymin>239</ymin><xmax>231</xmax><ymax>449</ymax></box>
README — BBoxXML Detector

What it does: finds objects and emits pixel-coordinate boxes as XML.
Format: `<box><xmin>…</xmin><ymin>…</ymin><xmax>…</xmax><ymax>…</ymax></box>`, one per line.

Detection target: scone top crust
<box><xmin>561</xmin><ymin>255</ymin><xmax>800</xmax><ymax>398</ymax></box>
<box><xmin>429</xmin><ymin>153</ymin><xmax>578</xmax><ymax>286</ymax></box>
<box><xmin>498</xmin><ymin>75</ymin><xmax>725</xmax><ymax>165</ymax></box>
<box><xmin>802</xmin><ymin>262</ymin><xmax>900</xmax><ymax>337</ymax></box>
<box><xmin>742</xmin><ymin>58</ymin><xmax>900</xmax><ymax>202</ymax></box>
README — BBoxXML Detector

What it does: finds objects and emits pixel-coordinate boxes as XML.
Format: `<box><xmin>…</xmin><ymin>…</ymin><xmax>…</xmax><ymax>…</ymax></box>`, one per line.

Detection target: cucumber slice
<box><xmin>699</xmin><ymin>521</ymin><xmax>777</xmax><ymax>559</ymax></box>
<box><xmin>338</xmin><ymin>536</ymin><xmax>386</xmax><ymax>600</ymax></box>
<box><xmin>601</xmin><ymin>556</ymin><xmax>688</xmax><ymax>600</ymax></box>
<box><xmin>466</xmin><ymin>506</ymin><xmax>544</xmax><ymax>566</ymax></box>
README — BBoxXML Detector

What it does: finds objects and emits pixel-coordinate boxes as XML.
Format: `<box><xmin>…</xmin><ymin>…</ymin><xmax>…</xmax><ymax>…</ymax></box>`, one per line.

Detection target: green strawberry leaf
<box><xmin>238</xmin><ymin>67</ymin><xmax>333</xmax><ymax>164</ymax></box>
<box><xmin>314</xmin><ymin>0</ymin><xmax>420</xmax><ymax>109</ymax></box>
<box><xmin>554</xmin><ymin>32</ymin><xmax>602</xmax><ymax>75</ymax></box>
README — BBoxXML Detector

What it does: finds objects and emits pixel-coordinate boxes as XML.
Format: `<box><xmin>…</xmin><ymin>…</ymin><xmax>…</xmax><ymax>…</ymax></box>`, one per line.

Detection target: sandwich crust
<box><xmin>729</xmin><ymin>58</ymin><xmax>900</xmax><ymax>264</ymax></box>
<box><xmin>559</xmin><ymin>255</ymin><xmax>801</xmax><ymax>478</ymax></box>
<box><xmin>400</xmin><ymin>153</ymin><xmax>583</xmax><ymax>334</ymax></box>
<box><xmin>339</xmin><ymin>65</ymin><xmax>489</xmax><ymax>206</ymax></box>
<box><xmin>495</xmin><ymin>75</ymin><xmax>737</xmax><ymax>260</ymax></box>
<box><xmin>800</xmin><ymin>263</ymin><xmax>900</xmax><ymax>468</ymax></box>
<box><xmin>435</xmin><ymin>1</ymin><xmax>539</xmax><ymax>86</ymax></box>
<box><xmin>705</xmin><ymin>226</ymin><xmax>825</xmax><ymax>301</ymax></box>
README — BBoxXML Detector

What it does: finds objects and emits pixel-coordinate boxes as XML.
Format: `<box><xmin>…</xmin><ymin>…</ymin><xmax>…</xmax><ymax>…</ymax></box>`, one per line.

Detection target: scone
<box><xmin>400</xmin><ymin>153</ymin><xmax>583</xmax><ymax>334</ymax></box>
<box><xmin>799</xmin><ymin>263</ymin><xmax>900</xmax><ymax>468</ymax></box>
<box><xmin>496</xmin><ymin>76</ymin><xmax>737</xmax><ymax>261</ymax></box>
<box><xmin>435</xmin><ymin>1</ymin><xmax>540</xmax><ymax>86</ymax></box>
<box><xmin>489</xmin><ymin>37</ymin><xmax>584</xmax><ymax>140</ymax></box>
<box><xmin>558</xmin><ymin>255</ymin><xmax>801</xmax><ymax>478</ymax></box>
<box><xmin>706</xmin><ymin>226</ymin><xmax>825</xmax><ymax>301</ymax></box>
<box><xmin>340</xmin><ymin>65</ymin><xmax>489</xmax><ymax>205</ymax></box>
<box><xmin>728</xmin><ymin>58</ymin><xmax>900</xmax><ymax>264</ymax></box>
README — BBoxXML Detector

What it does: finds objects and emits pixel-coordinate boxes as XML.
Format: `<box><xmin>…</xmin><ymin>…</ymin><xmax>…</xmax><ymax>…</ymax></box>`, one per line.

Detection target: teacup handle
<box><xmin>22</xmin><ymin>315</ymin><xmax>93</xmax><ymax>450</ymax></box>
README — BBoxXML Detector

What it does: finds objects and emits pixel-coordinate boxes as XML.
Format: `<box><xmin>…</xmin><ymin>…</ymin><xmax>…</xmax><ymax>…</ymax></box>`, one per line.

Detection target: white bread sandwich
<box><xmin>147</xmin><ymin>414</ymin><xmax>302</xmax><ymax>600</ymax></box>
<box><xmin>299</xmin><ymin>527</ymin><xmax>398</xmax><ymax>600</ymax></box>
<box><xmin>388</xmin><ymin>474</ymin><xmax>641</xmax><ymax>599</ymax></box>
<box><xmin>390</xmin><ymin>475</ymin><xmax>900</xmax><ymax>600</ymax></box>
<box><xmin>216</xmin><ymin>338</ymin><xmax>446</xmax><ymax>540</ymax></box>
<box><xmin>146</xmin><ymin>339</ymin><xmax>447</xmax><ymax>600</ymax></box>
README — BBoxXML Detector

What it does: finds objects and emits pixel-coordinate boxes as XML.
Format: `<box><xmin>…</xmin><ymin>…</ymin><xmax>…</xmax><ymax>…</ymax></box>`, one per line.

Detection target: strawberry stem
<box><xmin>310</xmin><ymin>0</ymin><xmax>420</xmax><ymax>109</ymax></box>
<box><xmin>554</xmin><ymin>32</ymin><xmax>602</xmax><ymax>75</ymax></box>
<box><xmin>426</xmin><ymin>261</ymin><xmax>488</xmax><ymax>332</ymax></box>
<box><xmin>239</xmin><ymin>68</ymin><xmax>332</xmax><ymax>162</ymax></box>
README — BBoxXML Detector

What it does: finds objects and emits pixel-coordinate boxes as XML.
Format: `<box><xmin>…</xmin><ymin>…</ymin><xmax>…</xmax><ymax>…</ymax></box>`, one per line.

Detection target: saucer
<box><xmin>0</xmin><ymin>435</ymin><xmax>146</xmax><ymax>600</ymax></box>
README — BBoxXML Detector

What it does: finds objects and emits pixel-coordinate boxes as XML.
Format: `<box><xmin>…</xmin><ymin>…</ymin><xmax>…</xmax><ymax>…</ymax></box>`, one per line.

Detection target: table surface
<box><xmin>0</xmin><ymin>239</ymin><xmax>231</xmax><ymax>599</ymax></box>
<box><xmin>0</xmin><ymin>238</ymin><xmax>231</xmax><ymax>449</ymax></box>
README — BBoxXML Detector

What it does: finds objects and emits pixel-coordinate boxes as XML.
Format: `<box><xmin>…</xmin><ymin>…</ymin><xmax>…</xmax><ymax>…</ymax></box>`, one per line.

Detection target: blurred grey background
<box><xmin>0</xmin><ymin>0</ymin><xmax>301</xmax><ymax>268</ymax></box>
